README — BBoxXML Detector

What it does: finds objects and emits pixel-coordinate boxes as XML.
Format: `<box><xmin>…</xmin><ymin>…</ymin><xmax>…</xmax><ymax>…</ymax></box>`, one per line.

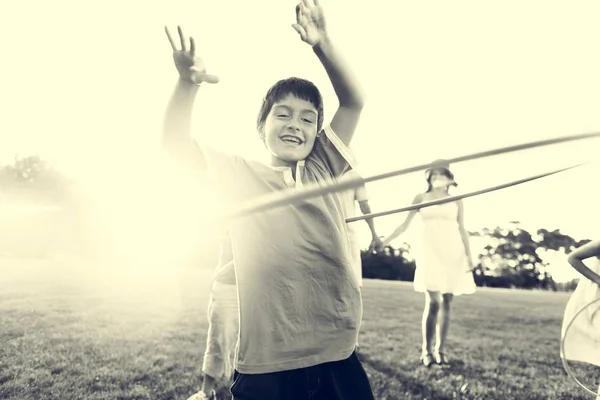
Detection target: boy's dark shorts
<box><xmin>230</xmin><ymin>351</ymin><xmax>374</xmax><ymax>400</ymax></box>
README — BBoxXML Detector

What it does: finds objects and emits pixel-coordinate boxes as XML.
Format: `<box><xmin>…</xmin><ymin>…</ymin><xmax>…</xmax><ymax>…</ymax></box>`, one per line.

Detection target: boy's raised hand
<box><xmin>292</xmin><ymin>0</ymin><xmax>328</xmax><ymax>47</ymax></box>
<box><xmin>165</xmin><ymin>26</ymin><xmax>219</xmax><ymax>85</ymax></box>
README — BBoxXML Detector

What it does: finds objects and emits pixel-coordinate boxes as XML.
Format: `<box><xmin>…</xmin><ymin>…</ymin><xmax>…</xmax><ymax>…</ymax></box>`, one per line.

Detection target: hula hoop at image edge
<box><xmin>561</xmin><ymin>296</ymin><xmax>600</xmax><ymax>397</ymax></box>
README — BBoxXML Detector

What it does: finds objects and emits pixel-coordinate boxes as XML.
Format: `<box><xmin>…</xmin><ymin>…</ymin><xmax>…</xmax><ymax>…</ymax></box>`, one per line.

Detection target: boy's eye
<box><xmin>276</xmin><ymin>114</ymin><xmax>289</xmax><ymax>118</ymax></box>
<box><xmin>302</xmin><ymin>118</ymin><xmax>314</xmax><ymax>124</ymax></box>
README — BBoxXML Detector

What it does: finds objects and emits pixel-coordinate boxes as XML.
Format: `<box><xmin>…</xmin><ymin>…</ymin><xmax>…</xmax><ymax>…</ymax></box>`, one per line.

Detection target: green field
<box><xmin>0</xmin><ymin>258</ymin><xmax>594</xmax><ymax>400</ymax></box>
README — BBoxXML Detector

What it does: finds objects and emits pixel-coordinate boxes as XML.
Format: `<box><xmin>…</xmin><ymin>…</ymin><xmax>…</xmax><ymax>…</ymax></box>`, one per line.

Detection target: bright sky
<box><xmin>2</xmin><ymin>0</ymin><xmax>600</xmax><ymax>281</ymax></box>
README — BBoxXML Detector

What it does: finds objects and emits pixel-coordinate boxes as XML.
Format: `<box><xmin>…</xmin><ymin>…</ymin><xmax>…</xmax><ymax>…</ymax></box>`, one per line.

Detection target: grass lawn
<box><xmin>0</xmin><ymin>257</ymin><xmax>595</xmax><ymax>400</ymax></box>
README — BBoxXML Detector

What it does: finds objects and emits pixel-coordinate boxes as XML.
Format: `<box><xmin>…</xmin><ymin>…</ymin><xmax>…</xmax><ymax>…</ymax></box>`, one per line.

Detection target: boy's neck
<box><xmin>270</xmin><ymin>155</ymin><xmax>297</xmax><ymax>169</ymax></box>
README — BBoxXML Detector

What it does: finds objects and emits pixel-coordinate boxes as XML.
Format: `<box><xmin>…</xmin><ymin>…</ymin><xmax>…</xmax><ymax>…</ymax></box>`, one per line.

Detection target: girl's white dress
<box><xmin>561</xmin><ymin>256</ymin><xmax>600</xmax><ymax>367</ymax></box>
<box><xmin>413</xmin><ymin>201</ymin><xmax>476</xmax><ymax>296</ymax></box>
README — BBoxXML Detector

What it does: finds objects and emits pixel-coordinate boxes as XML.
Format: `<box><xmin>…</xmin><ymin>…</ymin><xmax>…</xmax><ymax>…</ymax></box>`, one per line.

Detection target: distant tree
<box><xmin>536</xmin><ymin>228</ymin><xmax>589</xmax><ymax>254</ymax></box>
<box><xmin>0</xmin><ymin>154</ymin><xmax>81</xmax><ymax>258</ymax></box>
<box><xmin>361</xmin><ymin>242</ymin><xmax>416</xmax><ymax>281</ymax></box>
<box><xmin>0</xmin><ymin>155</ymin><xmax>74</xmax><ymax>203</ymax></box>
<box><xmin>471</xmin><ymin>222</ymin><xmax>588</xmax><ymax>290</ymax></box>
<box><xmin>355</xmin><ymin>219</ymin><xmax>590</xmax><ymax>290</ymax></box>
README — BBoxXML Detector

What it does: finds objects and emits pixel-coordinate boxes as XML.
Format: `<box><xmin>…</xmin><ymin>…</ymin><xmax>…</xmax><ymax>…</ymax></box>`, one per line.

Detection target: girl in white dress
<box><xmin>381</xmin><ymin>159</ymin><xmax>476</xmax><ymax>367</ymax></box>
<box><xmin>561</xmin><ymin>239</ymin><xmax>600</xmax><ymax>398</ymax></box>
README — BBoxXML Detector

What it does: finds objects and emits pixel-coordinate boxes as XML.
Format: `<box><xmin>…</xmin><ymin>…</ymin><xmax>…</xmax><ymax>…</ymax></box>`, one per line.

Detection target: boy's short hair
<box><xmin>256</xmin><ymin>77</ymin><xmax>324</xmax><ymax>134</ymax></box>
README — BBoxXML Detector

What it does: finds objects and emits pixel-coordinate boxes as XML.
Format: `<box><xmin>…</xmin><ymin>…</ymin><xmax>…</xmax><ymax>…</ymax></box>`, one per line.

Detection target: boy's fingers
<box><xmin>178</xmin><ymin>26</ymin><xmax>187</xmax><ymax>52</ymax></box>
<box><xmin>299</xmin><ymin>2</ymin><xmax>309</xmax><ymax>15</ymax></box>
<box><xmin>190</xmin><ymin>67</ymin><xmax>220</xmax><ymax>84</ymax></box>
<box><xmin>190</xmin><ymin>37</ymin><xmax>196</xmax><ymax>56</ymax></box>
<box><xmin>291</xmin><ymin>24</ymin><xmax>306</xmax><ymax>40</ymax></box>
<box><xmin>202</xmin><ymin>74</ymin><xmax>220</xmax><ymax>84</ymax></box>
<box><xmin>298</xmin><ymin>4</ymin><xmax>309</xmax><ymax>25</ymax></box>
<box><xmin>165</xmin><ymin>26</ymin><xmax>177</xmax><ymax>51</ymax></box>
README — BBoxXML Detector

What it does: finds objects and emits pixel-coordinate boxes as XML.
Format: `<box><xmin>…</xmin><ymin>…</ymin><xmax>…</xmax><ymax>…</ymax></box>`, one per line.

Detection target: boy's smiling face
<box><xmin>262</xmin><ymin>94</ymin><xmax>319</xmax><ymax>167</ymax></box>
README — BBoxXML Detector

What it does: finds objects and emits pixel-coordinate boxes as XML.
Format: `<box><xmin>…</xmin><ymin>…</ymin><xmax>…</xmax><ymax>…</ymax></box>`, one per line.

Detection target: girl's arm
<box><xmin>381</xmin><ymin>193</ymin><xmax>423</xmax><ymax>246</ymax></box>
<box><xmin>567</xmin><ymin>240</ymin><xmax>600</xmax><ymax>285</ymax></box>
<box><xmin>457</xmin><ymin>200</ymin><xmax>473</xmax><ymax>267</ymax></box>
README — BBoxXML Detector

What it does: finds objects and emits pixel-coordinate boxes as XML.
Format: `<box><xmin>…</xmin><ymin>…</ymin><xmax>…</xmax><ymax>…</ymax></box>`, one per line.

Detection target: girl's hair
<box><xmin>425</xmin><ymin>168</ymin><xmax>456</xmax><ymax>193</ymax></box>
<box><xmin>256</xmin><ymin>77</ymin><xmax>324</xmax><ymax>134</ymax></box>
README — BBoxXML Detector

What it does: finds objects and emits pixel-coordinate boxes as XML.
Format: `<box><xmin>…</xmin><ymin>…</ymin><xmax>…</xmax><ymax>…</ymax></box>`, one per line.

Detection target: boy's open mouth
<box><xmin>280</xmin><ymin>135</ymin><xmax>303</xmax><ymax>145</ymax></box>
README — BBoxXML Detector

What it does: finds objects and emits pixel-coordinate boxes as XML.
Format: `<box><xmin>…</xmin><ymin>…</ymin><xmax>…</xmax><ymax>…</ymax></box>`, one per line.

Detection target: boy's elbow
<box><xmin>162</xmin><ymin>139</ymin><xmax>207</xmax><ymax>172</ymax></box>
<box><xmin>339</xmin><ymin>88</ymin><xmax>365</xmax><ymax>110</ymax></box>
<box><xmin>161</xmin><ymin>137</ymin><xmax>180</xmax><ymax>157</ymax></box>
<box><xmin>354</xmin><ymin>85</ymin><xmax>366</xmax><ymax>108</ymax></box>
<box><xmin>162</xmin><ymin>136</ymin><xmax>189</xmax><ymax>155</ymax></box>
<box><xmin>346</xmin><ymin>97</ymin><xmax>365</xmax><ymax>110</ymax></box>
<box><xmin>336</xmin><ymin>101</ymin><xmax>364</xmax><ymax>122</ymax></box>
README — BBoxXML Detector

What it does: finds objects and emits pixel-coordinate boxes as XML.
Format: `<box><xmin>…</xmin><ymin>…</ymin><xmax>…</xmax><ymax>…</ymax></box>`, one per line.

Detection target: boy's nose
<box><xmin>287</xmin><ymin>121</ymin><xmax>301</xmax><ymax>131</ymax></box>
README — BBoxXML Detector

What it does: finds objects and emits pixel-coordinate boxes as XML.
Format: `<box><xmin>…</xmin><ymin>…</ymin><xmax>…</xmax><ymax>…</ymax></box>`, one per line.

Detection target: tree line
<box><xmin>361</xmin><ymin>224</ymin><xmax>588</xmax><ymax>291</ymax></box>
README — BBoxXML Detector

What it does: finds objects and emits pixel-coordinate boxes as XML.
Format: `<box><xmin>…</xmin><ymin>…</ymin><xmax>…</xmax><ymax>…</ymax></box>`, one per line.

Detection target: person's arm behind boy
<box><xmin>353</xmin><ymin>183</ymin><xmax>382</xmax><ymax>251</ymax></box>
<box><xmin>163</xmin><ymin>26</ymin><xmax>219</xmax><ymax>172</ymax></box>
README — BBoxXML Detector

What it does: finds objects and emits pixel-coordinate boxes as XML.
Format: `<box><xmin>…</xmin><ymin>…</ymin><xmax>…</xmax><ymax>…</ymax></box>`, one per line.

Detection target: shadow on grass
<box><xmin>357</xmin><ymin>351</ymin><xmax>452</xmax><ymax>400</ymax></box>
<box><xmin>157</xmin><ymin>312</ymin><xmax>234</xmax><ymax>400</ymax></box>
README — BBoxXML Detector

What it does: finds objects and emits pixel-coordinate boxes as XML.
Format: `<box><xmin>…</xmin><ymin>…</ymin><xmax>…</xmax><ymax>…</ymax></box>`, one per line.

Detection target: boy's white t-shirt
<box><xmin>201</xmin><ymin>126</ymin><xmax>362</xmax><ymax>374</ymax></box>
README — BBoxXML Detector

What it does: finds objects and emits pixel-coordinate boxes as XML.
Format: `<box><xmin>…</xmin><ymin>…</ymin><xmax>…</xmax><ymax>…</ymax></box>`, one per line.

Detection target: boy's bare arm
<box><xmin>293</xmin><ymin>0</ymin><xmax>364</xmax><ymax>146</ymax></box>
<box><xmin>163</xmin><ymin>26</ymin><xmax>219</xmax><ymax>171</ymax></box>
